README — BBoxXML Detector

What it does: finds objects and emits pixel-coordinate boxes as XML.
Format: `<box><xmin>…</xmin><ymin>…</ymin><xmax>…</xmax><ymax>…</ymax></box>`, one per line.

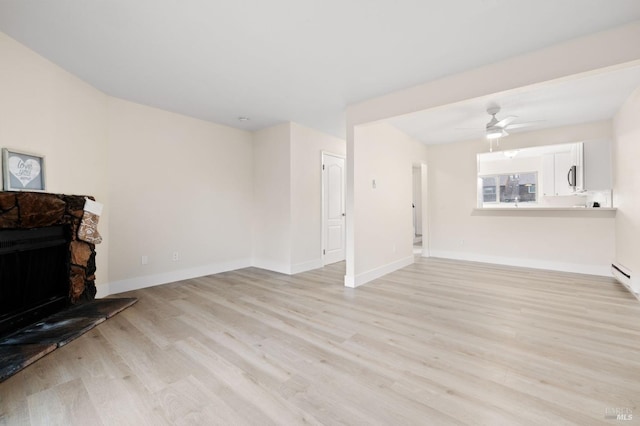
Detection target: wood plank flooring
<box><xmin>1</xmin><ymin>257</ymin><xmax>639</xmax><ymax>425</ymax></box>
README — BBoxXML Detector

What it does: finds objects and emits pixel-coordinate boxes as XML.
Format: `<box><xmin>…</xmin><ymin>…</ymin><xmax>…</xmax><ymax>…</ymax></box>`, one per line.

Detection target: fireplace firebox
<box><xmin>0</xmin><ymin>225</ymin><xmax>72</xmax><ymax>337</ymax></box>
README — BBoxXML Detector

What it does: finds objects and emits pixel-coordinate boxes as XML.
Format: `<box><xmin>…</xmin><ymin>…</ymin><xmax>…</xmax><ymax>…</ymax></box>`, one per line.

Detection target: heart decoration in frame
<box><xmin>2</xmin><ymin>148</ymin><xmax>46</xmax><ymax>191</ymax></box>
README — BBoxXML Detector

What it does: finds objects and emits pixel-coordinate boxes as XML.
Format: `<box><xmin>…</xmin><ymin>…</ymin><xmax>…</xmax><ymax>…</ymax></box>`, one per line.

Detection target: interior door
<box><xmin>322</xmin><ymin>153</ymin><xmax>345</xmax><ymax>265</ymax></box>
<box><xmin>412</xmin><ymin>166</ymin><xmax>422</xmax><ymax>240</ymax></box>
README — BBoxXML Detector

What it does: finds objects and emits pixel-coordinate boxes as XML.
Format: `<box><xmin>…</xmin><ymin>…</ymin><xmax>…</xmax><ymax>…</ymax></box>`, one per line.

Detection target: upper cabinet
<box><xmin>542</xmin><ymin>143</ymin><xmax>583</xmax><ymax>196</ymax></box>
<box><xmin>583</xmin><ymin>139</ymin><xmax>612</xmax><ymax>191</ymax></box>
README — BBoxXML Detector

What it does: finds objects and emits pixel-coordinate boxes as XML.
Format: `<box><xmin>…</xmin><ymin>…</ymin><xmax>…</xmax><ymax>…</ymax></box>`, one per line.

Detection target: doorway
<box><xmin>322</xmin><ymin>152</ymin><xmax>346</xmax><ymax>265</ymax></box>
<box><xmin>413</xmin><ymin>163</ymin><xmax>428</xmax><ymax>256</ymax></box>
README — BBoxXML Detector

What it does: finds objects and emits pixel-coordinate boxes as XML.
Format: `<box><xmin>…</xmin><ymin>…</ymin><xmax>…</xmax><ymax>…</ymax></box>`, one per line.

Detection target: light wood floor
<box><xmin>1</xmin><ymin>257</ymin><xmax>639</xmax><ymax>425</ymax></box>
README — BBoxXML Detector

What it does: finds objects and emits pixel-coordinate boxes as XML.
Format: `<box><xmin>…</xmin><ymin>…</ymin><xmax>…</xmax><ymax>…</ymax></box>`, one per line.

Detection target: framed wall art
<box><xmin>2</xmin><ymin>148</ymin><xmax>46</xmax><ymax>191</ymax></box>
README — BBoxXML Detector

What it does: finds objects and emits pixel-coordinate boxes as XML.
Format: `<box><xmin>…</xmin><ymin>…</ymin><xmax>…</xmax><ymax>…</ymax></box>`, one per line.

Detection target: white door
<box><xmin>412</xmin><ymin>167</ymin><xmax>422</xmax><ymax>238</ymax></box>
<box><xmin>322</xmin><ymin>153</ymin><xmax>345</xmax><ymax>265</ymax></box>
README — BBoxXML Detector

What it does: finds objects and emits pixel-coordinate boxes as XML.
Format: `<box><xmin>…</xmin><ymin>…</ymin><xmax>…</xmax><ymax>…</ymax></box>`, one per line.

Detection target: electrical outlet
<box><xmin>172</xmin><ymin>251</ymin><xmax>179</xmax><ymax>261</ymax></box>
<box><xmin>141</xmin><ymin>255</ymin><xmax>148</xmax><ymax>265</ymax></box>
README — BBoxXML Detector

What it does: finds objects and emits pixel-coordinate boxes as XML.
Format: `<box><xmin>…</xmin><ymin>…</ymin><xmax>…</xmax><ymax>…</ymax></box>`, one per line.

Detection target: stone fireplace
<box><xmin>0</xmin><ymin>192</ymin><xmax>97</xmax><ymax>337</ymax></box>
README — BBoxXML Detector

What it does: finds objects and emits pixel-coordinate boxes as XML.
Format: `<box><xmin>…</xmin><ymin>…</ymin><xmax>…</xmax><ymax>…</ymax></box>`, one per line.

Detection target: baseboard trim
<box><xmin>429</xmin><ymin>250</ymin><xmax>611</xmax><ymax>277</ymax></box>
<box><xmin>251</xmin><ymin>259</ymin><xmax>292</xmax><ymax>275</ymax></box>
<box><xmin>291</xmin><ymin>258</ymin><xmax>323</xmax><ymax>274</ymax></box>
<box><xmin>107</xmin><ymin>258</ymin><xmax>252</xmax><ymax>295</ymax></box>
<box><xmin>344</xmin><ymin>255</ymin><xmax>414</xmax><ymax>288</ymax></box>
<box><xmin>95</xmin><ymin>283</ymin><xmax>110</xmax><ymax>298</ymax></box>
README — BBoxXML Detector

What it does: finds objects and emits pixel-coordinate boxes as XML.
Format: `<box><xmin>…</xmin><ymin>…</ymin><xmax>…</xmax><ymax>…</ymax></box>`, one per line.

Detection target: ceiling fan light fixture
<box><xmin>486</xmin><ymin>127</ymin><xmax>508</xmax><ymax>139</ymax></box>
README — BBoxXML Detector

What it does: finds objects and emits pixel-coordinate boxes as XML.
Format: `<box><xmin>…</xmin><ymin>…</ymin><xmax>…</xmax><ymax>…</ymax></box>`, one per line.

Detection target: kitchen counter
<box><xmin>474</xmin><ymin>207</ymin><xmax>616</xmax><ymax>211</ymax></box>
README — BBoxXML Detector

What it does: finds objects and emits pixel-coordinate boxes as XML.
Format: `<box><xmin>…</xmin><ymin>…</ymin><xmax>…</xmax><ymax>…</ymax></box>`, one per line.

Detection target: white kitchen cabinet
<box><xmin>583</xmin><ymin>139</ymin><xmax>612</xmax><ymax>190</ymax></box>
<box><xmin>542</xmin><ymin>143</ymin><xmax>583</xmax><ymax>196</ymax></box>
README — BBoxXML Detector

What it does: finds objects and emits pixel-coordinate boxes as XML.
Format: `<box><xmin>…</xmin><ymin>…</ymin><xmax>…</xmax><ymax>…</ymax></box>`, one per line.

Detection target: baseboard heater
<box><xmin>611</xmin><ymin>263</ymin><xmax>640</xmax><ymax>301</ymax></box>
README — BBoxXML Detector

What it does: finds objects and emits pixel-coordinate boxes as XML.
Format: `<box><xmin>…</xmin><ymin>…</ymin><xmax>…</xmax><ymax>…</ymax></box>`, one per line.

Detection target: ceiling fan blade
<box><xmin>495</xmin><ymin>115</ymin><xmax>517</xmax><ymax>128</ymax></box>
<box><xmin>505</xmin><ymin>120</ymin><xmax>546</xmax><ymax>130</ymax></box>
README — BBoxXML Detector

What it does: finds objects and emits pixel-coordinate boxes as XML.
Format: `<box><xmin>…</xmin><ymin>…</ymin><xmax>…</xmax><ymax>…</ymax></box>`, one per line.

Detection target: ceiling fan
<box><xmin>484</xmin><ymin>105</ymin><xmax>535</xmax><ymax>139</ymax></box>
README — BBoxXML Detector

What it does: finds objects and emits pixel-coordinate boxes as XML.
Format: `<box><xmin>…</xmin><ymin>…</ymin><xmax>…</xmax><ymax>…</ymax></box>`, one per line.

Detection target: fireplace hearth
<box><xmin>0</xmin><ymin>191</ymin><xmax>138</xmax><ymax>382</ymax></box>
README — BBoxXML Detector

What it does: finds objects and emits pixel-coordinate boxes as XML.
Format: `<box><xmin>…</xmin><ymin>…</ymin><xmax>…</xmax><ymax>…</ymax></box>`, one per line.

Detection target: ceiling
<box><xmin>1</xmin><ymin>1</ymin><xmax>640</xmax><ymax>139</ymax></box>
<box><xmin>388</xmin><ymin>63</ymin><xmax>640</xmax><ymax>144</ymax></box>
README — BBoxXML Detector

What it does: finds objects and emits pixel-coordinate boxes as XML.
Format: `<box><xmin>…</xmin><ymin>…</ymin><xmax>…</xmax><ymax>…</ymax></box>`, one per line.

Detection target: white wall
<box><xmin>253</xmin><ymin>122</ymin><xmax>346</xmax><ymax>274</ymax></box>
<box><xmin>613</xmin><ymin>85</ymin><xmax>640</xmax><ymax>289</ymax></box>
<box><xmin>428</xmin><ymin>121</ymin><xmax>616</xmax><ymax>276</ymax></box>
<box><xmin>346</xmin><ymin>122</ymin><xmax>428</xmax><ymax>287</ymax></box>
<box><xmin>252</xmin><ymin>123</ymin><xmax>292</xmax><ymax>274</ymax></box>
<box><xmin>0</xmin><ymin>32</ymin><xmax>111</xmax><ymax>293</ymax></box>
<box><xmin>290</xmin><ymin>122</ymin><xmax>346</xmax><ymax>273</ymax></box>
<box><xmin>107</xmin><ymin>98</ymin><xmax>254</xmax><ymax>293</ymax></box>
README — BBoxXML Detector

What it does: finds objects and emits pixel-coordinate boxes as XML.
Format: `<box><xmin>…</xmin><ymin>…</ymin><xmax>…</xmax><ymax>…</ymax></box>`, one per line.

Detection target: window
<box><xmin>481</xmin><ymin>172</ymin><xmax>537</xmax><ymax>205</ymax></box>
